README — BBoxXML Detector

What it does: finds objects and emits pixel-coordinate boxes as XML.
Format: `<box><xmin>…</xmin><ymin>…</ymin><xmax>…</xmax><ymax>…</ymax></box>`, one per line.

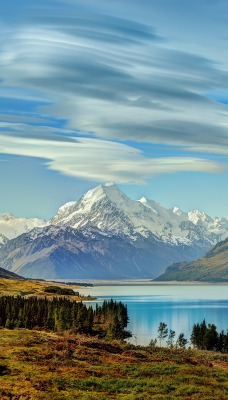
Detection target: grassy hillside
<box><xmin>0</xmin><ymin>277</ymin><xmax>92</xmax><ymax>300</ymax></box>
<box><xmin>156</xmin><ymin>237</ymin><xmax>228</xmax><ymax>282</ymax></box>
<box><xmin>0</xmin><ymin>329</ymin><xmax>227</xmax><ymax>400</ymax></box>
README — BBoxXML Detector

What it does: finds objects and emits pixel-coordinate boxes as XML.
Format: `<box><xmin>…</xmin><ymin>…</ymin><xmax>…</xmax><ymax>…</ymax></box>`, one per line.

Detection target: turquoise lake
<box><xmin>78</xmin><ymin>283</ymin><xmax>228</xmax><ymax>346</ymax></box>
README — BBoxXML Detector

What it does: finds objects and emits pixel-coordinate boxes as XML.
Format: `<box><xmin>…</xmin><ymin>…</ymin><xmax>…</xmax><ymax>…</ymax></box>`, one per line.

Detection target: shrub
<box><xmin>44</xmin><ymin>286</ymin><xmax>76</xmax><ymax>296</ymax></box>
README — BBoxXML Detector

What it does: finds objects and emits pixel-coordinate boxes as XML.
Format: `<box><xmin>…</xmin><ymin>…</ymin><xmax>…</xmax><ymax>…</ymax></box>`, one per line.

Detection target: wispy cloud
<box><xmin>0</xmin><ymin>1</ymin><xmax>228</xmax><ymax>182</ymax></box>
<box><xmin>0</xmin><ymin>133</ymin><xmax>223</xmax><ymax>183</ymax></box>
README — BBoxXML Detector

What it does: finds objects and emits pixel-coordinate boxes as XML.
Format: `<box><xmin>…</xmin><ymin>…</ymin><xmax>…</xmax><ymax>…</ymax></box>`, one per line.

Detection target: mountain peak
<box><xmin>172</xmin><ymin>207</ymin><xmax>183</xmax><ymax>216</ymax></box>
<box><xmin>139</xmin><ymin>196</ymin><xmax>148</xmax><ymax>204</ymax></box>
<box><xmin>82</xmin><ymin>182</ymin><xmax>129</xmax><ymax>205</ymax></box>
<box><xmin>0</xmin><ymin>212</ymin><xmax>15</xmax><ymax>221</ymax></box>
<box><xmin>188</xmin><ymin>209</ymin><xmax>210</xmax><ymax>224</ymax></box>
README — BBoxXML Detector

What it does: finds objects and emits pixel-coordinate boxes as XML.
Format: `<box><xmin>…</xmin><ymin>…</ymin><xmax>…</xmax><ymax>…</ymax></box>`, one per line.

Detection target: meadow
<box><xmin>0</xmin><ymin>328</ymin><xmax>227</xmax><ymax>400</ymax></box>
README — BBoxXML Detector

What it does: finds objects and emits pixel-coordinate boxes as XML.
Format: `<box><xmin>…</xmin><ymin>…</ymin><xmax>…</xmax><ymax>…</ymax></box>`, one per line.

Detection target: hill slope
<box><xmin>0</xmin><ymin>329</ymin><xmax>227</xmax><ymax>400</ymax></box>
<box><xmin>156</xmin><ymin>237</ymin><xmax>228</xmax><ymax>282</ymax></box>
<box><xmin>0</xmin><ymin>266</ymin><xmax>24</xmax><ymax>280</ymax></box>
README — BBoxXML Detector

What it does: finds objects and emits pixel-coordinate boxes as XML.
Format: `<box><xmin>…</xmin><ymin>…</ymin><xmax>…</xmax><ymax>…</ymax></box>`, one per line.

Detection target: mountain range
<box><xmin>0</xmin><ymin>213</ymin><xmax>45</xmax><ymax>240</ymax></box>
<box><xmin>0</xmin><ymin>182</ymin><xmax>227</xmax><ymax>279</ymax></box>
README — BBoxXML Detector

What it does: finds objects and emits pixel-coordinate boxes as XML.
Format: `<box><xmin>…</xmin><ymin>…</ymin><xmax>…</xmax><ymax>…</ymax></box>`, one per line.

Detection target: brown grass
<box><xmin>0</xmin><ymin>278</ymin><xmax>92</xmax><ymax>300</ymax></box>
<box><xmin>0</xmin><ymin>328</ymin><xmax>227</xmax><ymax>400</ymax></box>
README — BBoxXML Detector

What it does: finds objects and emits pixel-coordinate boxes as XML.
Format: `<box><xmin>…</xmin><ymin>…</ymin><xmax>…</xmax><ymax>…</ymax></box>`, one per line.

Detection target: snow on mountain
<box><xmin>172</xmin><ymin>207</ymin><xmax>183</xmax><ymax>216</ymax></box>
<box><xmin>0</xmin><ymin>225</ymin><xmax>171</xmax><ymax>279</ymax></box>
<box><xmin>0</xmin><ymin>213</ymin><xmax>46</xmax><ymax>240</ymax></box>
<box><xmin>187</xmin><ymin>210</ymin><xmax>211</xmax><ymax>225</ymax></box>
<box><xmin>51</xmin><ymin>183</ymin><xmax>172</xmax><ymax>240</ymax></box>
<box><xmin>51</xmin><ymin>182</ymin><xmax>150</xmax><ymax>237</ymax></box>
<box><xmin>50</xmin><ymin>202</ymin><xmax>77</xmax><ymax>225</ymax></box>
<box><xmin>1</xmin><ymin>183</ymin><xmax>227</xmax><ymax>248</ymax></box>
<box><xmin>50</xmin><ymin>183</ymin><xmax>228</xmax><ymax>247</ymax></box>
<box><xmin>0</xmin><ymin>233</ymin><xmax>9</xmax><ymax>248</ymax></box>
<box><xmin>138</xmin><ymin>198</ymin><xmax>228</xmax><ymax>246</ymax></box>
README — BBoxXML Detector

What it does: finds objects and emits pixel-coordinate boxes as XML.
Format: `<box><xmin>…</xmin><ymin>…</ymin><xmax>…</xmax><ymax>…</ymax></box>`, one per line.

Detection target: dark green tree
<box><xmin>191</xmin><ymin>320</ymin><xmax>207</xmax><ymax>349</ymax></box>
<box><xmin>109</xmin><ymin>315</ymin><xmax>124</xmax><ymax>340</ymax></box>
<box><xmin>204</xmin><ymin>324</ymin><xmax>218</xmax><ymax>351</ymax></box>
<box><xmin>176</xmin><ymin>333</ymin><xmax>188</xmax><ymax>349</ymax></box>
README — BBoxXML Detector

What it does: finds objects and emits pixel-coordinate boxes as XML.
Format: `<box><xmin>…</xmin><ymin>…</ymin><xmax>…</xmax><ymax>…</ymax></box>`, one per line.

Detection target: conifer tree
<box><xmin>0</xmin><ymin>295</ymin><xmax>131</xmax><ymax>340</ymax></box>
<box><xmin>176</xmin><ymin>333</ymin><xmax>188</xmax><ymax>349</ymax></box>
<box><xmin>204</xmin><ymin>324</ymin><xmax>218</xmax><ymax>351</ymax></box>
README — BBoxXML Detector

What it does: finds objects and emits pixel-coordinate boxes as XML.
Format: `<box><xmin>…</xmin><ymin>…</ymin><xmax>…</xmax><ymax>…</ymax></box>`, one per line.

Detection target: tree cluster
<box><xmin>150</xmin><ymin>320</ymin><xmax>227</xmax><ymax>353</ymax></box>
<box><xmin>43</xmin><ymin>286</ymin><xmax>77</xmax><ymax>296</ymax></box>
<box><xmin>150</xmin><ymin>322</ymin><xmax>188</xmax><ymax>349</ymax></box>
<box><xmin>98</xmin><ymin>299</ymin><xmax>131</xmax><ymax>339</ymax></box>
<box><xmin>191</xmin><ymin>319</ymin><xmax>228</xmax><ymax>352</ymax></box>
<box><xmin>0</xmin><ymin>296</ymin><xmax>130</xmax><ymax>339</ymax></box>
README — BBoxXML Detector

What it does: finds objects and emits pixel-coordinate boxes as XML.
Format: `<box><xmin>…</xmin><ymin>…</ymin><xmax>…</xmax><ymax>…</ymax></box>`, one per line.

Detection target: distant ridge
<box><xmin>155</xmin><ymin>237</ymin><xmax>228</xmax><ymax>282</ymax></box>
<box><xmin>0</xmin><ymin>266</ymin><xmax>25</xmax><ymax>280</ymax></box>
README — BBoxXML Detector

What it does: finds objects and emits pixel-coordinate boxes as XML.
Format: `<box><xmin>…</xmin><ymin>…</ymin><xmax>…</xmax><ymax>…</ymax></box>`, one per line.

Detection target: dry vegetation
<box><xmin>0</xmin><ymin>328</ymin><xmax>227</xmax><ymax>400</ymax></box>
<box><xmin>0</xmin><ymin>278</ymin><xmax>92</xmax><ymax>301</ymax></box>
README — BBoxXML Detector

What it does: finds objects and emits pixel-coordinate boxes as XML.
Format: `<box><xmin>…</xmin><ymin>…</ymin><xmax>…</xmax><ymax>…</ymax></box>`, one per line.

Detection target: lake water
<box><xmin>78</xmin><ymin>283</ymin><xmax>228</xmax><ymax>346</ymax></box>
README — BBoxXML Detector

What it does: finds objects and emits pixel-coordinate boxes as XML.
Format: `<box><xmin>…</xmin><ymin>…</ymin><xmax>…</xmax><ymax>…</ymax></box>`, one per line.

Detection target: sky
<box><xmin>0</xmin><ymin>0</ymin><xmax>228</xmax><ymax>219</ymax></box>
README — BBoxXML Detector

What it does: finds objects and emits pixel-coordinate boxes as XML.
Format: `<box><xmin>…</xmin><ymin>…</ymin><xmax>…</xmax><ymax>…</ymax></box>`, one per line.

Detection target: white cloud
<box><xmin>183</xmin><ymin>146</ymin><xmax>228</xmax><ymax>155</ymax></box>
<box><xmin>0</xmin><ymin>134</ymin><xmax>223</xmax><ymax>183</ymax></box>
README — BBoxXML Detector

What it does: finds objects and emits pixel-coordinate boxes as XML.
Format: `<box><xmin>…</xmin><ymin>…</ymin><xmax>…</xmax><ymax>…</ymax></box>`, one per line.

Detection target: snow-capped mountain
<box><xmin>0</xmin><ymin>225</ymin><xmax>176</xmax><ymax>279</ymax></box>
<box><xmin>0</xmin><ymin>213</ymin><xmax>46</xmax><ymax>240</ymax></box>
<box><xmin>51</xmin><ymin>182</ymin><xmax>228</xmax><ymax>247</ymax></box>
<box><xmin>0</xmin><ymin>223</ymin><xmax>208</xmax><ymax>279</ymax></box>
<box><xmin>0</xmin><ymin>182</ymin><xmax>227</xmax><ymax>279</ymax></box>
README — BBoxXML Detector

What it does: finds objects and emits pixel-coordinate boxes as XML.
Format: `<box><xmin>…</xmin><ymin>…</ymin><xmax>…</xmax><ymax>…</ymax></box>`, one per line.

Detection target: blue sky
<box><xmin>0</xmin><ymin>0</ymin><xmax>228</xmax><ymax>219</ymax></box>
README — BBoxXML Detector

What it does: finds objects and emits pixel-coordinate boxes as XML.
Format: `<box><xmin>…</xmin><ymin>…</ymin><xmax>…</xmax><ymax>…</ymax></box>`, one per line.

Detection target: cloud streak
<box><xmin>0</xmin><ymin>1</ymin><xmax>228</xmax><ymax>182</ymax></box>
<box><xmin>0</xmin><ymin>133</ymin><xmax>223</xmax><ymax>183</ymax></box>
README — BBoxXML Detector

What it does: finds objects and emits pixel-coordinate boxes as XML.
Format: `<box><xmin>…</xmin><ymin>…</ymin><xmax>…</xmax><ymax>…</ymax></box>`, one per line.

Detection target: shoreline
<box><xmin>50</xmin><ymin>278</ymin><xmax>228</xmax><ymax>286</ymax></box>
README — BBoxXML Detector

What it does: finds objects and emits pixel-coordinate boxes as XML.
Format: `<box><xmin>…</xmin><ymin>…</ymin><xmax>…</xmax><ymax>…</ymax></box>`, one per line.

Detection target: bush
<box><xmin>44</xmin><ymin>286</ymin><xmax>76</xmax><ymax>296</ymax></box>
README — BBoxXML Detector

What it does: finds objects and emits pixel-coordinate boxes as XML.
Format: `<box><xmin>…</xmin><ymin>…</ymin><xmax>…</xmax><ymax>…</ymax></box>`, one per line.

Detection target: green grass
<box><xmin>0</xmin><ymin>329</ymin><xmax>227</xmax><ymax>399</ymax></box>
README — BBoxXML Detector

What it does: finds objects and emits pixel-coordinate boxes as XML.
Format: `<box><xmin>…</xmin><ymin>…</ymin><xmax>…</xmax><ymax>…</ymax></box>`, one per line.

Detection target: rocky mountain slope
<box><xmin>0</xmin><ymin>182</ymin><xmax>227</xmax><ymax>279</ymax></box>
<box><xmin>0</xmin><ymin>225</ymin><xmax>196</xmax><ymax>279</ymax></box>
<box><xmin>0</xmin><ymin>233</ymin><xmax>9</xmax><ymax>249</ymax></box>
<box><xmin>156</xmin><ymin>237</ymin><xmax>228</xmax><ymax>282</ymax></box>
